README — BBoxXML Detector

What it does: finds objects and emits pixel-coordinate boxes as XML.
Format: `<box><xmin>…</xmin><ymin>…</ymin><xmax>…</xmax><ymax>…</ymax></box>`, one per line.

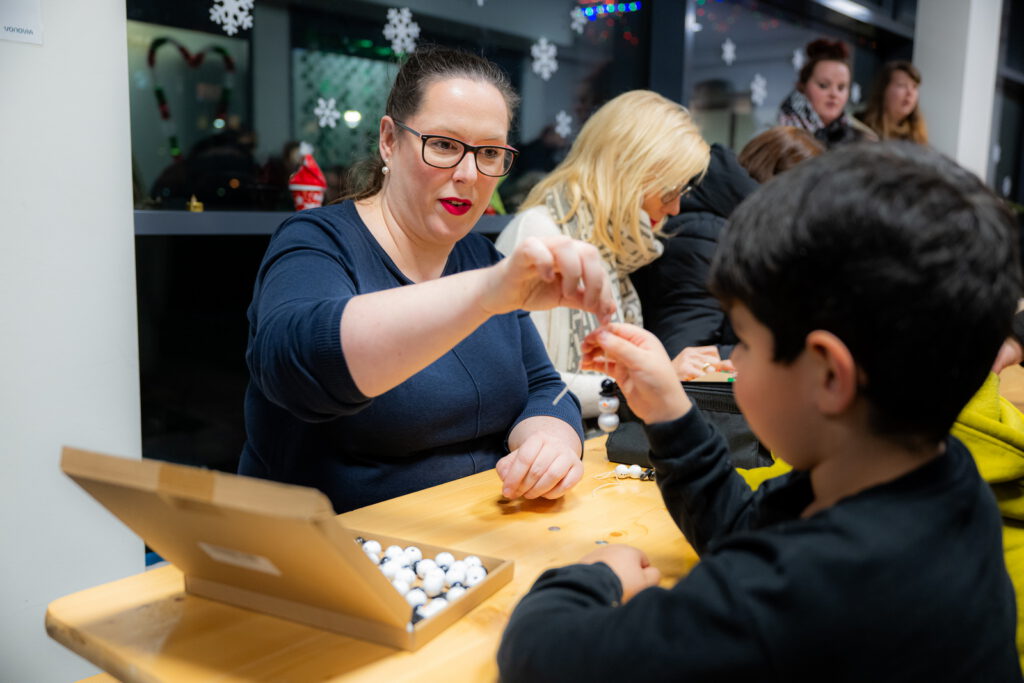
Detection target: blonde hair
<box><xmin>520</xmin><ymin>90</ymin><xmax>709</xmax><ymax>256</ymax></box>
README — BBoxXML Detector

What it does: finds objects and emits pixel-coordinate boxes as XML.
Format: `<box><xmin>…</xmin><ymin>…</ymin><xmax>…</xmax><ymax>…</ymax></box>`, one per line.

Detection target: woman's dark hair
<box><xmin>797</xmin><ymin>38</ymin><xmax>851</xmax><ymax>87</ymax></box>
<box><xmin>738</xmin><ymin>126</ymin><xmax>824</xmax><ymax>183</ymax></box>
<box><xmin>342</xmin><ymin>45</ymin><xmax>520</xmax><ymax>201</ymax></box>
<box><xmin>860</xmin><ymin>61</ymin><xmax>929</xmax><ymax>144</ymax></box>
<box><xmin>710</xmin><ymin>143</ymin><xmax>1021</xmax><ymax>447</ymax></box>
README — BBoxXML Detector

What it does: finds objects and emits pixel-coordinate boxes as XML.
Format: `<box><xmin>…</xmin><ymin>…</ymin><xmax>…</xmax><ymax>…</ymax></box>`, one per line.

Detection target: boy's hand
<box><xmin>581</xmin><ymin>323</ymin><xmax>692</xmax><ymax>424</ymax></box>
<box><xmin>580</xmin><ymin>545</ymin><xmax>661</xmax><ymax>602</ymax></box>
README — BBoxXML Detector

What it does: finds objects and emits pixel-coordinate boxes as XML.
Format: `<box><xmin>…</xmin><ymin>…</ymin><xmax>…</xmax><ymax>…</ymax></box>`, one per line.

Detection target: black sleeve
<box><xmin>498</xmin><ymin>554</ymin><xmax>771</xmax><ymax>682</ymax></box>
<box><xmin>645</xmin><ymin>409</ymin><xmax>764</xmax><ymax>553</ymax></box>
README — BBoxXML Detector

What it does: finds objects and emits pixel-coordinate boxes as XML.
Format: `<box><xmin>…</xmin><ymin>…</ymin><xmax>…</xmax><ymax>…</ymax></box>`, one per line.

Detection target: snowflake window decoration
<box><xmin>792</xmin><ymin>48</ymin><xmax>806</xmax><ymax>72</ymax></box>
<box><xmin>1003</xmin><ymin>176</ymin><xmax>1013</xmax><ymax>197</ymax></box>
<box><xmin>993</xmin><ymin>144</ymin><xmax>1002</xmax><ymax>165</ymax></box>
<box><xmin>383</xmin><ymin>8</ymin><xmax>420</xmax><ymax>55</ymax></box>
<box><xmin>555</xmin><ymin>110</ymin><xmax>573</xmax><ymax>139</ymax></box>
<box><xmin>750</xmin><ymin>74</ymin><xmax>767</xmax><ymax>107</ymax></box>
<box><xmin>314</xmin><ymin>97</ymin><xmax>341</xmax><ymax>129</ymax></box>
<box><xmin>570</xmin><ymin>7</ymin><xmax>587</xmax><ymax>35</ymax></box>
<box><xmin>850</xmin><ymin>82</ymin><xmax>862</xmax><ymax>105</ymax></box>
<box><xmin>531</xmin><ymin>37</ymin><xmax>558</xmax><ymax>81</ymax></box>
<box><xmin>209</xmin><ymin>0</ymin><xmax>253</xmax><ymax>36</ymax></box>
<box><xmin>721</xmin><ymin>38</ymin><xmax>736</xmax><ymax>66</ymax></box>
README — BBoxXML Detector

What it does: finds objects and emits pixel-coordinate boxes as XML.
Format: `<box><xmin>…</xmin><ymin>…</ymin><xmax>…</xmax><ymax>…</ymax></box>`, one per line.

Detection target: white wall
<box><xmin>0</xmin><ymin>1</ymin><xmax>144</xmax><ymax>681</ymax></box>
<box><xmin>914</xmin><ymin>0</ymin><xmax>1003</xmax><ymax>179</ymax></box>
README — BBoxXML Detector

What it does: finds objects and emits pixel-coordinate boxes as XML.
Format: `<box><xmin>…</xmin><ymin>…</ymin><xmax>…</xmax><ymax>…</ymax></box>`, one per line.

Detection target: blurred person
<box><xmin>634</xmin><ymin>130</ymin><xmax>823</xmax><ymax>381</ymax></box>
<box><xmin>496</xmin><ymin>91</ymin><xmax>710</xmax><ymax>416</ymax></box>
<box><xmin>778</xmin><ymin>39</ymin><xmax>877</xmax><ymax>149</ymax></box>
<box><xmin>860</xmin><ymin>61</ymin><xmax>929</xmax><ymax>144</ymax></box>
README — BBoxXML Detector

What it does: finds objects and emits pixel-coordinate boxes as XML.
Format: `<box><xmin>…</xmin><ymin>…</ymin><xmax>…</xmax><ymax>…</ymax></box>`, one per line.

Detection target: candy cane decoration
<box><xmin>147</xmin><ymin>37</ymin><xmax>236</xmax><ymax>160</ymax></box>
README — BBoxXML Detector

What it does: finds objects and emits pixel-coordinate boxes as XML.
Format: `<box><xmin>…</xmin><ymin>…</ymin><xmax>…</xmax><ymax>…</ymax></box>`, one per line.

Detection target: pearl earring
<box><xmin>382</xmin><ymin>164</ymin><xmax>390</xmax><ymax>175</ymax></box>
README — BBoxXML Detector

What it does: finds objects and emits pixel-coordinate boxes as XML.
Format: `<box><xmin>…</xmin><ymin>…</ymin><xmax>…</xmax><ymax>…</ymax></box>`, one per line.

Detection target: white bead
<box><xmin>384</xmin><ymin>545</ymin><xmax>405</xmax><ymax>561</ymax></box>
<box><xmin>381</xmin><ymin>561</ymin><xmax>400</xmax><ymax>581</ymax></box>
<box><xmin>435</xmin><ymin>552</ymin><xmax>455</xmax><ymax>570</ymax></box>
<box><xmin>428</xmin><ymin>597</ymin><xmax>449</xmax><ymax>613</ymax></box>
<box><xmin>405</xmin><ymin>588</ymin><xmax>427</xmax><ymax>607</ymax></box>
<box><xmin>392</xmin><ymin>579</ymin><xmax>410</xmax><ymax>595</ymax></box>
<box><xmin>628</xmin><ymin>464</ymin><xmax>643</xmax><ymax>479</ymax></box>
<box><xmin>362</xmin><ymin>540</ymin><xmax>382</xmax><ymax>555</ymax></box>
<box><xmin>422</xmin><ymin>570</ymin><xmax>445</xmax><ymax>597</ymax></box>
<box><xmin>445</xmin><ymin>562</ymin><xmax>467</xmax><ymax>587</ymax></box>
<box><xmin>465</xmin><ymin>564</ymin><xmax>487</xmax><ymax>587</ymax></box>
<box><xmin>463</xmin><ymin>555</ymin><xmax>482</xmax><ymax>568</ymax></box>
<box><xmin>365</xmin><ymin>552</ymin><xmax>379</xmax><ymax>565</ymax></box>
<box><xmin>394</xmin><ymin>567</ymin><xmax>417</xmax><ymax>586</ymax></box>
<box><xmin>446</xmin><ymin>585</ymin><xmax>467</xmax><ymax>601</ymax></box>
<box><xmin>404</xmin><ymin>546</ymin><xmax>423</xmax><ymax>563</ymax></box>
<box><xmin>415</xmin><ymin>558</ymin><xmax>438</xmax><ymax>579</ymax></box>
<box><xmin>598</xmin><ymin>396</ymin><xmax>620</xmax><ymax>413</ymax></box>
<box><xmin>614</xmin><ymin>464</ymin><xmax>629</xmax><ymax>479</ymax></box>
<box><xmin>597</xmin><ymin>413</ymin><xmax>619</xmax><ymax>432</ymax></box>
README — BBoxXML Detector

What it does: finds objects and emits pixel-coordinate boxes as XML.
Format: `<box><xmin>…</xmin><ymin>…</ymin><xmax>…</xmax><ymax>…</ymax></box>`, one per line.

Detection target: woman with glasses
<box><xmin>496</xmin><ymin>90</ymin><xmax>709</xmax><ymax>417</ymax></box>
<box><xmin>239</xmin><ymin>46</ymin><xmax>615</xmax><ymax>513</ymax></box>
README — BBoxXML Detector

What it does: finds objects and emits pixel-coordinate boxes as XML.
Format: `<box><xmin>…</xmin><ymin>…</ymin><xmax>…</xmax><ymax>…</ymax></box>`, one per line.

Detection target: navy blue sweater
<box><xmin>499</xmin><ymin>409</ymin><xmax>1020</xmax><ymax>682</ymax></box>
<box><xmin>239</xmin><ymin>201</ymin><xmax>583</xmax><ymax>512</ymax></box>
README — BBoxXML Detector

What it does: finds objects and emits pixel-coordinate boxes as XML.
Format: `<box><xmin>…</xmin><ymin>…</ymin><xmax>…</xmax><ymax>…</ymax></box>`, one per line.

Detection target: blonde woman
<box><xmin>496</xmin><ymin>90</ymin><xmax>710</xmax><ymax>416</ymax></box>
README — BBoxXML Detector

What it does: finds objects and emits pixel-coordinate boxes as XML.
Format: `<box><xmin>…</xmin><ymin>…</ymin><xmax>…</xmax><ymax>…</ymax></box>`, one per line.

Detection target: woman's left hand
<box><xmin>496</xmin><ymin>416</ymin><xmax>583</xmax><ymax>500</ymax></box>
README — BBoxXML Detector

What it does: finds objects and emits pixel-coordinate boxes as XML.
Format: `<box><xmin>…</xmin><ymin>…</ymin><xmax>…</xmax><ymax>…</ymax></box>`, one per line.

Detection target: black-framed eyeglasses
<box><xmin>660</xmin><ymin>179</ymin><xmax>699</xmax><ymax>205</ymax></box>
<box><xmin>393</xmin><ymin>119</ymin><xmax>519</xmax><ymax>177</ymax></box>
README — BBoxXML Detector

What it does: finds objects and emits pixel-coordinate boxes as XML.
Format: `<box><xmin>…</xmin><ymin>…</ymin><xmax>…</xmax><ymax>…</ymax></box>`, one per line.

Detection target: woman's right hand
<box><xmin>672</xmin><ymin>345</ymin><xmax>735</xmax><ymax>381</ymax></box>
<box><xmin>481</xmin><ymin>235</ymin><xmax>616</xmax><ymax>321</ymax></box>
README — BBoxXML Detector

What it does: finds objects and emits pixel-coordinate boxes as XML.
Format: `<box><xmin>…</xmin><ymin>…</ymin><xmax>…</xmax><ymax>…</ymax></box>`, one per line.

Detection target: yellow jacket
<box><xmin>951</xmin><ymin>373</ymin><xmax>1024</xmax><ymax>673</ymax></box>
<box><xmin>736</xmin><ymin>373</ymin><xmax>1024</xmax><ymax>671</ymax></box>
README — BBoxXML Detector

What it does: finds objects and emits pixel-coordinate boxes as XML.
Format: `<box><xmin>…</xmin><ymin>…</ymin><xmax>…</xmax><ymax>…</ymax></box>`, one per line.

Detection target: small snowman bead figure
<box><xmin>597</xmin><ymin>379</ymin><xmax>620</xmax><ymax>433</ymax></box>
<box><xmin>614</xmin><ymin>464</ymin><xmax>629</xmax><ymax>479</ymax></box>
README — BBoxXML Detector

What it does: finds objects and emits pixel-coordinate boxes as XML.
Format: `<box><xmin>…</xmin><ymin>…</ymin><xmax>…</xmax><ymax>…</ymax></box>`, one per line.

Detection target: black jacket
<box><xmin>633</xmin><ymin>144</ymin><xmax>758</xmax><ymax>358</ymax></box>
<box><xmin>498</xmin><ymin>409</ymin><xmax>1021</xmax><ymax>683</ymax></box>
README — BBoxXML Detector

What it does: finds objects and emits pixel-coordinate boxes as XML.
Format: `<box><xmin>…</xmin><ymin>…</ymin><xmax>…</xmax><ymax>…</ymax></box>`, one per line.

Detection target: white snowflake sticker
<box><xmin>570</xmin><ymin>7</ymin><xmax>587</xmax><ymax>35</ymax></box>
<box><xmin>851</xmin><ymin>82</ymin><xmax>862</xmax><ymax>105</ymax></box>
<box><xmin>750</xmin><ymin>74</ymin><xmax>767</xmax><ymax>107</ymax></box>
<box><xmin>383</xmin><ymin>8</ymin><xmax>420</xmax><ymax>55</ymax></box>
<box><xmin>721</xmin><ymin>38</ymin><xmax>736</xmax><ymax>66</ymax></box>
<box><xmin>531</xmin><ymin>37</ymin><xmax>558</xmax><ymax>81</ymax></box>
<box><xmin>1003</xmin><ymin>176</ymin><xmax>1013</xmax><ymax>197</ymax></box>
<box><xmin>555</xmin><ymin>110</ymin><xmax>573</xmax><ymax>138</ymax></box>
<box><xmin>993</xmin><ymin>144</ymin><xmax>1002</xmax><ymax>164</ymax></box>
<box><xmin>792</xmin><ymin>48</ymin><xmax>806</xmax><ymax>72</ymax></box>
<box><xmin>209</xmin><ymin>0</ymin><xmax>253</xmax><ymax>36</ymax></box>
<box><xmin>314</xmin><ymin>97</ymin><xmax>341</xmax><ymax>129</ymax></box>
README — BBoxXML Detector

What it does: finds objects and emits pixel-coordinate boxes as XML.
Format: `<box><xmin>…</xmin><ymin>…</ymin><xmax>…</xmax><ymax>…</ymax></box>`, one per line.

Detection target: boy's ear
<box><xmin>804</xmin><ymin>330</ymin><xmax>858</xmax><ymax>415</ymax></box>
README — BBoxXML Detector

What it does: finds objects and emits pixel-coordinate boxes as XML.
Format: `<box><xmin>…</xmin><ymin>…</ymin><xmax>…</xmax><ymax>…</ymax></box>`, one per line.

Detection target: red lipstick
<box><xmin>440</xmin><ymin>197</ymin><xmax>473</xmax><ymax>216</ymax></box>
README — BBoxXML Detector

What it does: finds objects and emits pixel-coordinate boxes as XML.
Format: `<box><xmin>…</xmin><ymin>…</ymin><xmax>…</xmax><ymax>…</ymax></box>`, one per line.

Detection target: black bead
<box><xmin>600</xmin><ymin>378</ymin><xmax>617</xmax><ymax>396</ymax></box>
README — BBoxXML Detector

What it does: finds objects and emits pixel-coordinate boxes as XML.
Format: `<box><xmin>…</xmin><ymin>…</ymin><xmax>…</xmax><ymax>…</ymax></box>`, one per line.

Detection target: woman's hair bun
<box><xmin>805</xmin><ymin>38</ymin><xmax>850</xmax><ymax>62</ymax></box>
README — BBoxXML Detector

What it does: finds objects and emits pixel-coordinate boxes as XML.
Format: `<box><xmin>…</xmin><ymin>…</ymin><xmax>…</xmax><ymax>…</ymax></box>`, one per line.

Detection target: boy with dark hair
<box><xmin>497</xmin><ymin>143</ymin><xmax>1023</xmax><ymax>682</ymax></box>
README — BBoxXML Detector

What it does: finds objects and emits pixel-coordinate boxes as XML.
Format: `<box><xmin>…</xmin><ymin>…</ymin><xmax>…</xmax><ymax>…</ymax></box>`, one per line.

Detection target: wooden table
<box><xmin>47</xmin><ymin>438</ymin><xmax>698</xmax><ymax>682</ymax></box>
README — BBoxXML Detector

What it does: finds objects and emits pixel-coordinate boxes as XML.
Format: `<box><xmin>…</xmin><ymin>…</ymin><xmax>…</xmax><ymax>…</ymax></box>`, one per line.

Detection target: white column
<box><xmin>913</xmin><ymin>0</ymin><xmax>1003</xmax><ymax>180</ymax></box>
<box><xmin>0</xmin><ymin>1</ymin><xmax>144</xmax><ymax>680</ymax></box>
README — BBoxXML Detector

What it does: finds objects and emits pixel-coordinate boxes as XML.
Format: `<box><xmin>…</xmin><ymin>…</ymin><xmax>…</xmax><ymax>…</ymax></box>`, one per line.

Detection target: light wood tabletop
<box><xmin>47</xmin><ymin>437</ymin><xmax>698</xmax><ymax>682</ymax></box>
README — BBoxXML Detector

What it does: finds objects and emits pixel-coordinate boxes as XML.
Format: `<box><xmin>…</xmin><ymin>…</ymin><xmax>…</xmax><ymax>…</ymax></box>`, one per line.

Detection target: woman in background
<box><xmin>496</xmin><ymin>90</ymin><xmax>709</xmax><ymax>416</ymax></box>
<box><xmin>778</xmin><ymin>39</ymin><xmax>877</xmax><ymax>149</ymax></box>
<box><xmin>860</xmin><ymin>61</ymin><xmax>929</xmax><ymax>144</ymax></box>
<box><xmin>635</xmin><ymin>127</ymin><xmax>824</xmax><ymax>380</ymax></box>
